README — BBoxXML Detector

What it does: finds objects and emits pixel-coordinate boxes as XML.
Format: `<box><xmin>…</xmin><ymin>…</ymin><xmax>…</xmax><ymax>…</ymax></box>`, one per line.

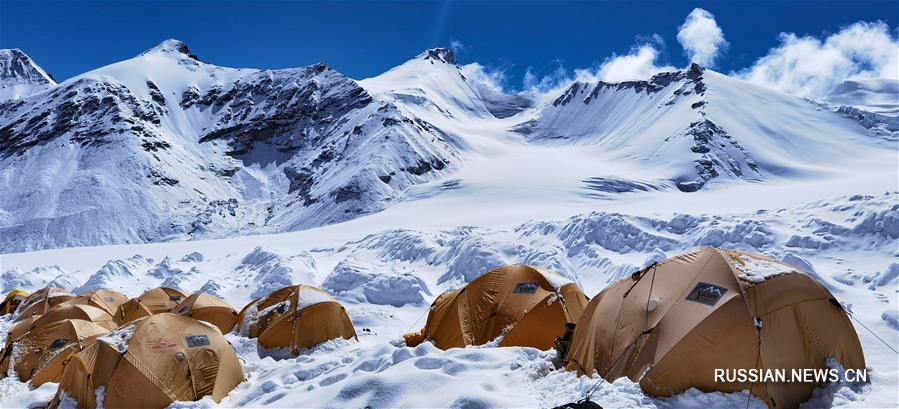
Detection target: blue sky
<box><xmin>1</xmin><ymin>1</ymin><xmax>896</xmax><ymax>92</ymax></box>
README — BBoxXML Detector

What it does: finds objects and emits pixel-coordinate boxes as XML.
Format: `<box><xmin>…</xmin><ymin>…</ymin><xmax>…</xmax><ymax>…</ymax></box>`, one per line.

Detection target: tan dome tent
<box><xmin>49</xmin><ymin>313</ymin><xmax>245</xmax><ymax>409</ymax></box>
<box><xmin>238</xmin><ymin>285</ymin><xmax>357</xmax><ymax>355</ymax></box>
<box><xmin>30</xmin><ymin>333</ymin><xmax>103</xmax><ymax>387</ymax></box>
<box><xmin>564</xmin><ymin>247</ymin><xmax>865</xmax><ymax>409</ymax></box>
<box><xmin>61</xmin><ymin>289</ymin><xmax>129</xmax><ymax>316</ymax></box>
<box><xmin>175</xmin><ymin>293</ymin><xmax>239</xmax><ymax>334</ymax></box>
<box><xmin>405</xmin><ymin>264</ymin><xmax>588</xmax><ymax>350</ymax></box>
<box><xmin>15</xmin><ymin>287</ymin><xmax>75</xmax><ymax>321</ymax></box>
<box><xmin>0</xmin><ymin>304</ymin><xmax>111</xmax><ymax>374</ymax></box>
<box><xmin>0</xmin><ymin>319</ymin><xmax>109</xmax><ymax>382</ymax></box>
<box><xmin>31</xmin><ymin>304</ymin><xmax>118</xmax><ymax>332</ymax></box>
<box><xmin>3</xmin><ymin>315</ymin><xmax>40</xmax><ymax>350</ymax></box>
<box><xmin>0</xmin><ymin>315</ymin><xmax>41</xmax><ymax>375</ymax></box>
<box><xmin>115</xmin><ymin>287</ymin><xmax>187</xmax><ymax>325</ymax></box>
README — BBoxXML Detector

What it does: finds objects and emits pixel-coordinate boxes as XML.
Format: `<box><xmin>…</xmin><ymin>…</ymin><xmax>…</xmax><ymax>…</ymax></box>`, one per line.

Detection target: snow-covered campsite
<box><xmin>0</xmin><ymin>4</ymin><xmax>897</xmax><ymax>408</ymax></box>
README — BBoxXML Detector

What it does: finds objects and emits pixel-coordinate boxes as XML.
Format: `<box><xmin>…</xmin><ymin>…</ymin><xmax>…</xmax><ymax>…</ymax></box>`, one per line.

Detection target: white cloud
<box><xmin>736</xmin><ymin>21</ymin><xmax>898</xmax><ymax>97</ymax></box>
<box><xmin>449</xmin><ymin>40</ymin><xmax>466</xmax><ymax>54</ymax></box>
<box><xmin>522</xmin><ymin>64</ymin><xmax>571</xmax><ymax>94</ymax></box>
<box><xmin>473</xmin><ymin>11</ymin><xmax>894</xmax><ymax>100</ymax></box>
<box><xmin>677</xmin><ymin>8</ymin><xmax>728</xmax><ymax>67</ymax></box>
<box><xmin>460</xmin><ymin>62</ymin><xmax>506</xmax><ymax>93</ymax></box>
<box><xmin>520</xmin><ymin>36</ymin><xmax>676</xmax><ymax>94</ymax></box>
<box><xmin>588</xmin><ymin>42</ymin><xmax>675</xmax><ymax>83</ymax></box>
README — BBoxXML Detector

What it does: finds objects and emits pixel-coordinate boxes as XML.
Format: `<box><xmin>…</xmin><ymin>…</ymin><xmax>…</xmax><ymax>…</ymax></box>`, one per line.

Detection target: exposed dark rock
<box><xmin>146</xmin><ymin>81</ymin><xmax>167</xmax><ymax>106</ymax></box>
<box><xmin>196</xmin><ymin>66</ymin><xmax>373</xmax><ymax>163</ymax></box>
<box><xmin>141</xmin><ymin>140</ymin><xmax>171</xmax><ymax>152</ymax></box>
<box><xmin>284</xmin><ymin>167</ymin><xmax>318</xmax><ymax>205</ymax></box>
<box><xmin>148</xmin><ymin>169</ymin><xmax>179</xmax><ymax>186</ymax></box>
<box><xmin>422</xmin><ymin>48</ymin><xmax>457</xmax><ymax>65</ymax></box>
<box><xmin>0</xmin><ymin>78</ymin><xmax>162</xmax><ymax>155</ymax></box>
<box><xmin>404</xmin><ymin>158</ymin><xmax>447</xmax><ymax>176</ymax></box>
<box><xmin>553</xmin><ymin>82</ymin><xmax>582</xmax><ymax>107</ymax></box>
<box><xmin>332</xmin><ymin>182</ymin><xmax>364</xmax><ymax>203</ymax></box>
<box><xmin>180</xmin><ymin>86</ymin><xmax>200</xmax><ymax>109</ymax></box>
<box><xmin>675</xmin><ymin>119</ymin><xmax>761</xmax><ymax>191</ymax></box>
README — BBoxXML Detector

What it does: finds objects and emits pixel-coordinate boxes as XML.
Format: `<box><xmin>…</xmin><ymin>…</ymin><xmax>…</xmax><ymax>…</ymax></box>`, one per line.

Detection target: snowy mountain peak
<box><xmin>418</xmin><ymin>48</ymin><xmax>457</xmax><ymax>65</ymax></box>
<box><xmin>0</xmin><ymin>49</ymin><xmax>55</xmax><ymax>82</ymax></box>
<box><xmin>140</xmin><ymin>39</ymin><xmax>200</xmax><ymax>61</ymax></box>
<box><xmin>686</xmin><ymin>62</ymin><xmax>704</xmax><ymax>76</ymax></box>
<box><xmin>0</xmin><ymin>48</ymin><xmax>56</xmax><ymax>101</ymax></box>
<box><xmin>823</xmin><ymin>78</ymin><xmax>899</xmax><ymax>116</ymax></box>
<box><xmin>551</xmin><ymin>64</ymin><xmax>707</xmax><ymax>108</ymax></box>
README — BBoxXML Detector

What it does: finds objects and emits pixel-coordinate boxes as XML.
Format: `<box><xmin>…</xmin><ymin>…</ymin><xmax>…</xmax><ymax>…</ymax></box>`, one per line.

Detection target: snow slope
<box><xmin>525</xmin><ymin>64</ymin><xmax>894</xmax><ymax>191</ymax></box>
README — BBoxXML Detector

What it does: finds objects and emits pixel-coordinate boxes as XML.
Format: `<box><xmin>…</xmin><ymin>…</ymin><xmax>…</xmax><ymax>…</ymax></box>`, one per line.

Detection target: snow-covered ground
<box><xmin>1</xmin><ymin>187</ymin><xmax>897</xmax><ymax>408</ymax></box>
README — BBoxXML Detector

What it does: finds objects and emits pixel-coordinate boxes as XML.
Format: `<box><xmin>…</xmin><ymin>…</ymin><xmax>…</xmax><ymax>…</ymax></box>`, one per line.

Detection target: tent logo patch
<box><xmin>169</xmin><ymin>295</ymin><xmax>182</xmax><ymax>302</ymax></box>
<box><xmin>186</xmin><ymin>335</ymin><xmax>211</xmax><ymax>348</ymax></box>
<box><xmin>151</xmin><ymin>339</ymin><xmax>178</xmax><ymax>351</ymax></box>
<box><xmin>686</xmin><ymin>283</ymin><xmax>727</xmax><ymax>306</ymax></box>
<box><xmin>103</xmin><ymin>296</ymin><xmax>115</xmax><ymax>302</ymax></box>
<box><xmin>49</xmin><ymin>338</ymin><xmax>68</xmax><ymax>349</ymax></box>
<box><xmin>513</xmin><ymin>282</ymin><xmax>539</xmax><ymax>294</ymax></box>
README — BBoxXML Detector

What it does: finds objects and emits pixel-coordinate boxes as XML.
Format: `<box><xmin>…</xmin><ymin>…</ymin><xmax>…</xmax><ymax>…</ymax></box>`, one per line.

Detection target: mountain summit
<box><xmin>0</xmin><ymin>48</ymin><xmax>56</xmax><ymax>101</ymax></box>
<box><xmin>140</xmin><ymin>38</ymin><xmax>201</xmax><ymax>61</ymax></box>
<box><xmin>419</xmin><ymin>48</ymin><xmax>457</xmax><ymax>65</ymax></box>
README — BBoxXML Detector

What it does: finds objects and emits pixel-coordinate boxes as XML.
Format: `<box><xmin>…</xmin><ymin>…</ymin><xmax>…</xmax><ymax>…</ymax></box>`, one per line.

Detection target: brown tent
<box><xmin>175</xmin><ymin>293</ymin><xmax>239</xmax><ymax>334</ymax></box>
<box><xmin>14</xmin><ymin>287</ymin><xmax>75</xmax><ymax>321</ymax></box>
<box><xmin>3</xmin><ymin>315</ymin><xmax>40</xmax><ymax>350</ymax></box>
<box><xmin>0</xmin><ymin>315</ymin><xmax>40</xmax><ymax>374</ymax></box>
<box><xmin>564</xmin><ymin>247</ymin><xmax>866</xmax><ymax>409</ymax></box>
<box><xmin>405</xmin><ymin>264</ymin><xmax>589</xmax><ymax>350</ymax></box>
<box><xmin>30</xmin><ymin>333</ymin><xmax>103</xmax><ymax>387</ymax></box>
<box><xmin>114</xmin><ymin>287</ymin><xmax>187</xmax><ymax>325</ymax></box>
<box><xmin>49</xmin><ymin>313</ymin><xmax>245</xmax><ymax>409</ymax></box>
<box><xmin>61</xmin><ymin>289</ymin><xmax>129</xmax><ymax>316</ymax></box>
<box><xmin>31</xmin><ymin>304</ymin><xmax>118</xmax><ymax>332</ymax></box>
<box><xmin>0</xmin><ymin>319</ymin><xmax>110</xmax><ymax>382</ymax></box>
<box><xmin>238</xmin><ymin>285</ymin><xmax>357</xmax><ymax>355</ymax></box>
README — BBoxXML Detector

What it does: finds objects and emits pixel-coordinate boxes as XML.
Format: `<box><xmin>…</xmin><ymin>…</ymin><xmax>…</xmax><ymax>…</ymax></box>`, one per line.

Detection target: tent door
<box><xmin>187</xmin><ymin>347</ymin><xmax>220</xmax><ymax>399</ymax></box>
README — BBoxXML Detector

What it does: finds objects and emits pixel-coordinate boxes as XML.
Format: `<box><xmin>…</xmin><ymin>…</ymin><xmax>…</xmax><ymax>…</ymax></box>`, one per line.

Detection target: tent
<box><xmin>31</xmin><ymin>304</ymin><xmax>118</xmax><ymax>332</ymax></box>
<box><xmin>175</xmin><ymin>293</ymin><xmax>239</xmax><ymax>334</ymax></box>
<box><xmin>14</xmin><ymin>287</ymin><xmax>75</xmax><ymax>321</ymax></box>
<box><xmin>0</xmin><ymin>315</ymin><xmax>41</xmax><ymax>373</ymax></box>
<box><xmin>404</xmin><ymin>264</ymin><xmax>588</xmax><ymax>350</ymax></box>
<box><xmin>238</xmin><ymin>285</ymin><xmax>357</xmax><ymax>355</ymax></box>
<box><xmin>3</xmin><ymin>315</ymin><xmax>40</xmax><ymax>351</ymax></box>
<box><xmin>30</xmin><ymin>333</ymin><xmax>103</xmax><ymax>387</ymax></box>
<box><xmin>49</xmin><ymin>313</ymin><xmax>245</xmax><ymax>409</ymax></box>
<box><xmin>61</xmin><ymin>289</ymin><xmax>129</xmax><ymax>316</ymax></box>
<box><xmin>115</xmin><ymin>287</ymin><xmax>187</xmax><ymax>325</ymax></box>
<box><xmin>0</xmin><ymin>319</ymin><xmax>110</xmax><ymax>382</ymax></box>
<box><xmin>564</xmin><ymin>247</ymin><xmax>866</xmax><ymax>409</ymax></box>
<box><xmin>1</xmin><ymin>289</ymin><xmax>28</xmax><ymax>315</ymax></box>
